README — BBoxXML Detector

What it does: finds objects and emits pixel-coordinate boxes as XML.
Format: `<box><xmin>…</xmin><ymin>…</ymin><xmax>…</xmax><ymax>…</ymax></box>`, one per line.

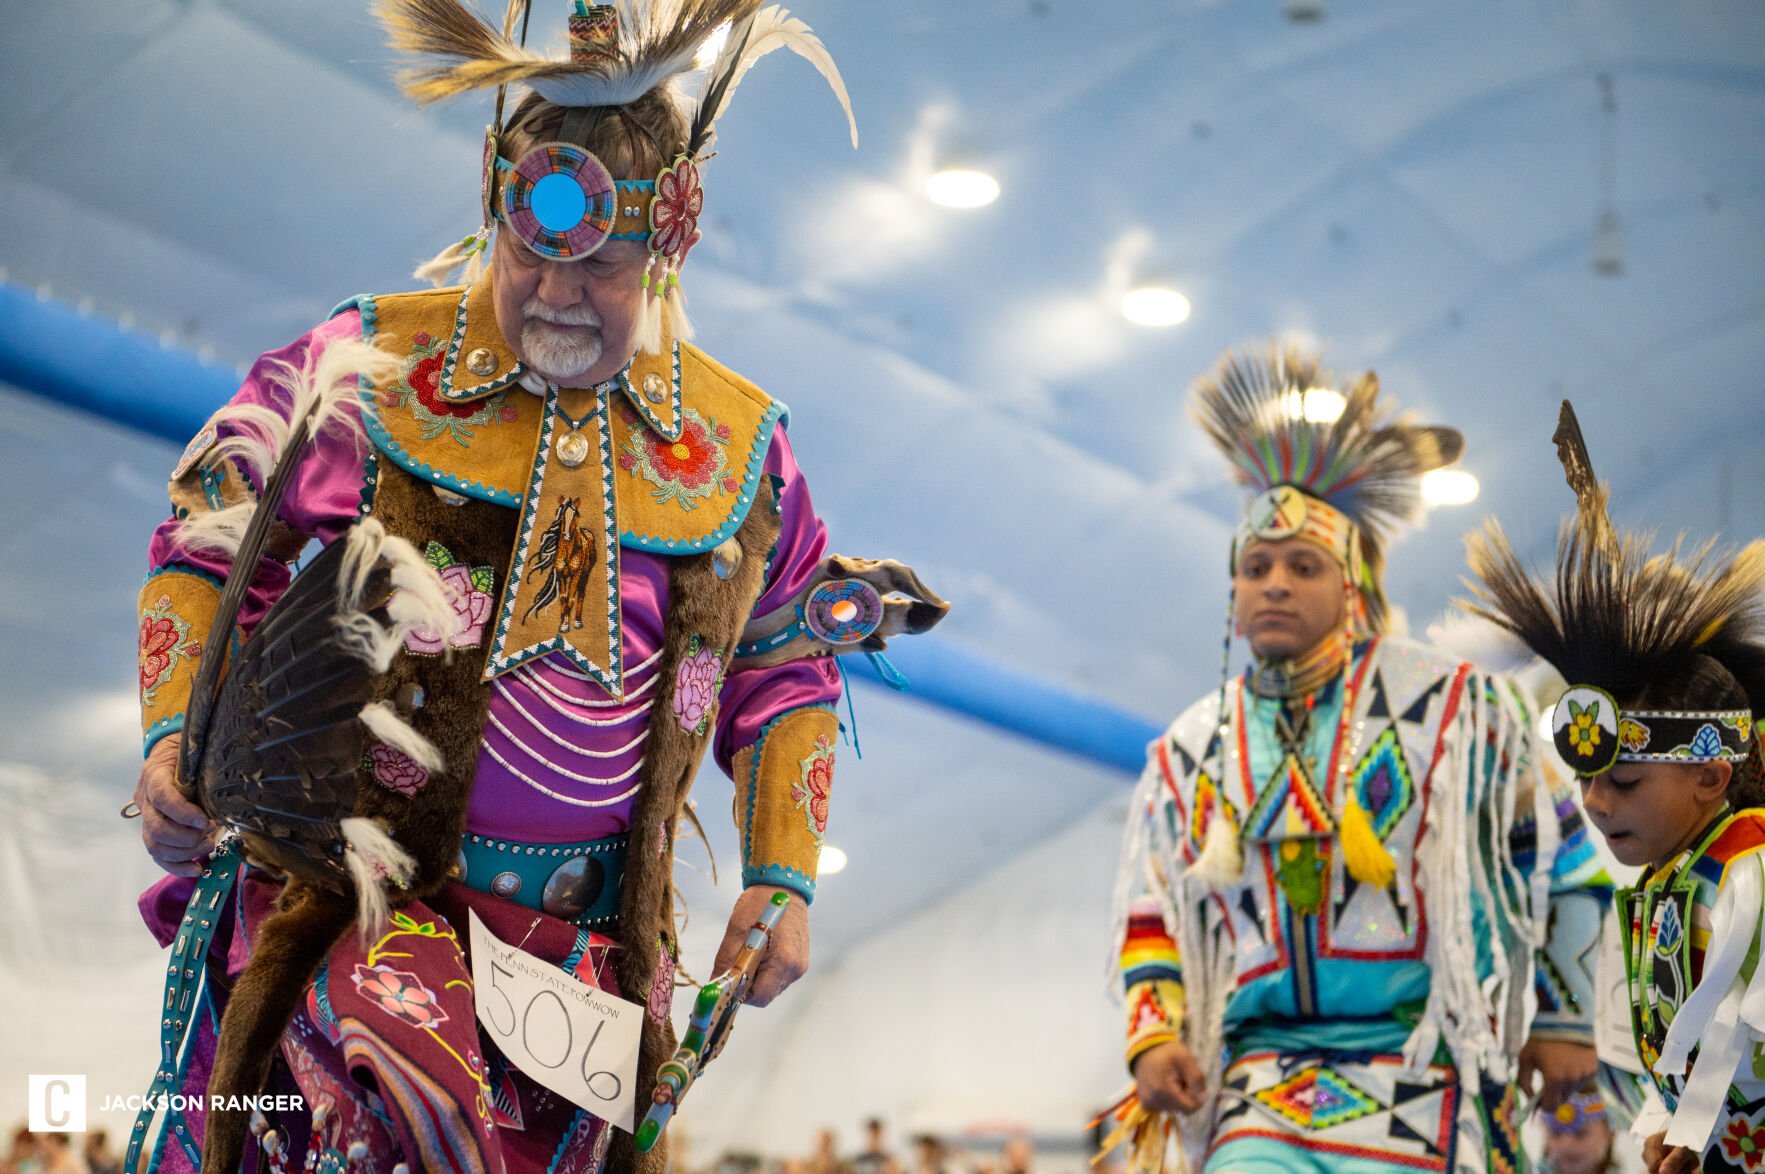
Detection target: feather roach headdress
<box><xmin>1463</xmin><ymin>400</ymin><xmax>1765</xmax><ymax>776</ymax></box>
<box><xmin>382</xmin><ymin>0</ymin><xmax>857</xmax><ymax>335</ymax></box>
<box><xmin>1193</xmin><ymin>342</ymin><xmax>1464</xmax><ymax>632</ymax></box>
<box><xmin>1177</xmin><ymin>344</ymin><xmax>1465</xmax><ymax>895</ymax></box>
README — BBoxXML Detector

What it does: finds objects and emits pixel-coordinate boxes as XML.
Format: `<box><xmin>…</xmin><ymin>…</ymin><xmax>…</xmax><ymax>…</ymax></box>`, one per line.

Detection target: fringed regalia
<box><xmin>1110</xmin><ymin>348</ymin><xmax>1608</xmax><ymax>1174</ymax></box>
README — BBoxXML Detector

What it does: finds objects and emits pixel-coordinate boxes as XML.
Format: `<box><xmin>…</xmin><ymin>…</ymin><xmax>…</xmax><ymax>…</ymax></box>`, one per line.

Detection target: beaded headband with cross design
<box><xmin>1231</xmin><ymin>486</ymin><xmax>1369</xmax><ymax>595</ymax></box>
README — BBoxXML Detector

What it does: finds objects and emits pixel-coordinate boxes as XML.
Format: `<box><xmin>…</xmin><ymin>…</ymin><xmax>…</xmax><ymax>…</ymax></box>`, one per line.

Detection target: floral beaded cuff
<box><xmin>138</xmin><ymin>567</ymin><xmax>226</xmax><ymax>755</ymax></box>
<box><xmin>732</xmin><ymin>704</ymin><xmax>838</xmax><ymax>904</ymax></box>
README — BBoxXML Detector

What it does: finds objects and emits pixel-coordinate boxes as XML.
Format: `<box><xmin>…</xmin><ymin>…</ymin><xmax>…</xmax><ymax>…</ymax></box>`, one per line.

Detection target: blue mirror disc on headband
<box><xmin>531</xmin><ymin>173</ymin><xmax>589</xmax><ymax>233</ymax></box>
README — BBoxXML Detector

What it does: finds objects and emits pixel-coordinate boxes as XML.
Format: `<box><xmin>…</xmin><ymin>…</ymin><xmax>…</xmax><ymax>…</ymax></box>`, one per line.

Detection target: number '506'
<box><xmin>484</xmin><ymin>959</ymin><xmax>623</xmax><ymax>1102</ymax></box>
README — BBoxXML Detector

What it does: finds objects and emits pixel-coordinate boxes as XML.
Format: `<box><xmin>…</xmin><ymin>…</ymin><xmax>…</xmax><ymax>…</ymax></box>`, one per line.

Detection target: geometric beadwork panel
<box><xmin>1351</xmin><ymin>725</ymin><xmax>1416</xmax><ymax>840</ymax></box>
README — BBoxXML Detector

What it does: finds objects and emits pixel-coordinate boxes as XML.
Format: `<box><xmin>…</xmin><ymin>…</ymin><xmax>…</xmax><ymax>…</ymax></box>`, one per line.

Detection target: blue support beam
<box><xmin>846</xmin><ymin>641</ymin><xmax>1160</xmax><ymax>776</ymax></box>
<box><xmin>0</xmin><ymin>279</ymin><xmax>1163</xmax><ymax>776</ymax></box>
<box><xmin>0</xmin><ymin>281</ymin><xmax>236</xmax><ymax>446</ymax></box>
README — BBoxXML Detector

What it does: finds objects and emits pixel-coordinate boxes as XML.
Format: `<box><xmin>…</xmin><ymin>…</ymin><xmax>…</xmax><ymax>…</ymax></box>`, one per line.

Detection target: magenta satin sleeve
<box><xmin>145</xmin><ymin>311</ymin><xmax>372</xmax><ymax>636</ymax></box>
<box><xmin>711</xmin><ymin>423</ymin><xmax>843</xmax><ymax>776</ymax></box>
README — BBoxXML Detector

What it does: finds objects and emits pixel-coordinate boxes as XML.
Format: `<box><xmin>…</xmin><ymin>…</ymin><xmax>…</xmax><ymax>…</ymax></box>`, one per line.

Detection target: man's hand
<box><xmin>1643</xmin><ymin>1130</ymin><xmax>1699</xmax><ymax>1173</ymax></box>
<box><xmin>1516</xmin><ymin>1036</ymin><xmax>1597</xmax><ymax>1111</ymax></box>
<box><xmin>712</xmin><ymin>885</ymin><xmax>808</xmax><ymax>1008</ymax></box>
<box><xmin>1130</xmin><ymin>1039</ymin><xmax>1209</xmax><ymax>1116</ymax></box>
<box><xmin>134</xmin><ymin>734</ymin><xmax>215</xmax><ymax>878</ymax></box>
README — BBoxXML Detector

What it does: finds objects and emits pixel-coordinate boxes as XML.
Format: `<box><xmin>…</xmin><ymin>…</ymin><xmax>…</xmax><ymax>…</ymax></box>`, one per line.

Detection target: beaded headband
<box><xmin>1231</xmin><ymin>486</ymin><xmax>1366</xmax><ymax>586</ymax></box>
<box><xmin>1551</xmin><ymin>684</ymin><xmax>1753</xmax><ymax>776</ymax></box>
<box><xmin>388</xmin><ymin>0</ymin><xmax>856</xmax><ymax>316</ymax></box>
<box><xmin>1542</xmin><ymin>1091</ymin><xmax>1608</xmax><ymax>1137</ymax></box>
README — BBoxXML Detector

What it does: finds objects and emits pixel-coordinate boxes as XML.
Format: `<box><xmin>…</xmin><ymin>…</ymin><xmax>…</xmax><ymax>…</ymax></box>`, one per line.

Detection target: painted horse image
<box><xmin>523</xmin><ymin>496</ymin><xmax>598</xmax><ymax>632</ymax></box>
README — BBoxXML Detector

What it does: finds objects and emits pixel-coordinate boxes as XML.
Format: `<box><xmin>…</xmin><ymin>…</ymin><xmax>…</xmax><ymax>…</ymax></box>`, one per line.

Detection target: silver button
<box><xmin>556</xmin><ymin>429</ymin><xmax>590</xmax><ymax>468</ymax></box>
<box><xmin>712</xmin><ymin>536</ymin><xmax>743</xmax><ymax>581</ymax></box>
<box><xmin>490</xmin><ymin>871</ymin><xmax>522</xmax><ymax>898</ymax></box>
<box><xmin>466</xmin><ymin>348</ymin><xmax>498</xmax><ymax>377</ymax></box>
<box><xmin>643</xmin><ymin>372</ymin><xmax>666</xmax><ymax>404</ymax></box>
<box><xmin>542</xmin><ymin>855</ymin><xmax>606</xmax><ymax>920</ymax></box>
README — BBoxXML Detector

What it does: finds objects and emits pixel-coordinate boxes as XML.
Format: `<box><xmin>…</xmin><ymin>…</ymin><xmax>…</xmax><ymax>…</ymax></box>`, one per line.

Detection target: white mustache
<box><xmin>522</xmin><ymin>297</ymin><xmax>601</xmax><ymax>329</ymax></box>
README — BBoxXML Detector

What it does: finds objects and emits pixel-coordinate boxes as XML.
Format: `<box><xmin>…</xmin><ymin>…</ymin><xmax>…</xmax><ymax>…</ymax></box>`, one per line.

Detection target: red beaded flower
<box><xmin>649</xmin><ymin>157</ymin><xmax>703</xmax><ymax>260</ymax></box>
<box><xmin>139</xmin><ymin>594</ymin><xmax>201</xmax><ymax>704</ymax></box>
<box><xmin>409</xmin><ymin>350</ymin><xmax>478</xmax><ymax>420</ymax></box>
<box><xmin>794</xmin><ymin>735</ymin><xmax>835</xmax><ymax>840</ymax></box>
<box><xmin>352</xmin><ymin>964</ymin><xmax>450</xmax><ymax>1030</ymax></box>
<box><xmin>1721</xmin><ymin>1116</ymin><xmax>1765</xmax><ymax>1166</ymax></box>
<box><xmin>647</xmin><ymin>419</ymin><xmax>719</xmax><ymax>488</ymax></box>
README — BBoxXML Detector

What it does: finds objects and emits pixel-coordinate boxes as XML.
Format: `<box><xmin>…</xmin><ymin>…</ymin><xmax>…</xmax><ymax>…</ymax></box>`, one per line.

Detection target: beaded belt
<box><xmin>457</xmin><ymin>830</ymin><xmax>629</xmax><ymax>929</ymax></box>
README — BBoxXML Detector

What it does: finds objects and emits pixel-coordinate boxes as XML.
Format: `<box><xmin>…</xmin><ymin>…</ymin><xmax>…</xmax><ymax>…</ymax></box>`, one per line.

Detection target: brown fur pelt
<box><xmin>200</xmin><ymin>462</ymin><xmax>782</xmax><ymax>1174</ymax></box>
<box><xmin>606</xmin><ymin>472</ymin><xmax>780</xmax><ymax>1174</ymax></box>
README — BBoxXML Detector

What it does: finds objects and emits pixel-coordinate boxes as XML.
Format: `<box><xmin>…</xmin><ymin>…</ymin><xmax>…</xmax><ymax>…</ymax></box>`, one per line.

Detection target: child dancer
<box><xmin>1466</xmin><ymin>401</ymin><xmax>1765</xmax><ymax>1174</ymax></box>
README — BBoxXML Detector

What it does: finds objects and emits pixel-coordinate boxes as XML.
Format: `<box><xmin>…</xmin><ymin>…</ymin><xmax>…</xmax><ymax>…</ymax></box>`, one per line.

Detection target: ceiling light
<box><xmin>1281</xmin><ymin>387</ymin><xmax>1345</xmax><ymax>423</ymax></box>
<box><xmin>1421</xmin><ymin>468</ymin><xmax>1480</xmax><ymax>507</ymax></box>
<box><xmin>925</xmin><ymin>168</ymin><xmax>1000</xmax><ymax>209</ymax></box>
<box><xmin>1120</xmin><ymin>286</ymin><xmax>1191</xmax><ymax>327</ymax></box>
<box><xmin>818</xmin><ymin>844</ymin><xmax>848</xmax><ymax>875</ymax></box>
<box><xmin>693</xmin><ymin>23</ymin><xmax>731</xmax><ymax>68</ymax></box>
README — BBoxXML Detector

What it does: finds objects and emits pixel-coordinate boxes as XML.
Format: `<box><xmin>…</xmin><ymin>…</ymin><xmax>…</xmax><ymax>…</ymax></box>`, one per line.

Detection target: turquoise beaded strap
<box><xmin>126</xmin><ymin>837</ymin><xmax>243</xmax><ymax>1173</ymax></box>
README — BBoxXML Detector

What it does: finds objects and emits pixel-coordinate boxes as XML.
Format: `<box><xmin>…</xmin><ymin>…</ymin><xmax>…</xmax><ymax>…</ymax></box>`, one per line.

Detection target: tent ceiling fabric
<box><xmin>2</xmin><ymin>0</ymin><xmax>1763</xmax><ymax>1148</ymax></box>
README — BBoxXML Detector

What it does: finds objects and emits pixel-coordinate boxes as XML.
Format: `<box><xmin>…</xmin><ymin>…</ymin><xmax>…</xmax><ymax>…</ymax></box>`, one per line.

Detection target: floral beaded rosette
<box><xmin>672</xmin><ymin>635</ymin><xmax>726</xmax><ymax>736</ymax></box>
<box><xmin>139</xmin><ymin>593</ymin><xmax>203</xmax><ymax>706</ymax></box>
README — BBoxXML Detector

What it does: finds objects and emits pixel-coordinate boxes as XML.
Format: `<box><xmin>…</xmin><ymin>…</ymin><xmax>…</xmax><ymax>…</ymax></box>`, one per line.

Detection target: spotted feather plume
<box><xmin>1192</xmin><ymin>342</ymin><xmax>1464</xmax><ymax>555</ymax></box>
<box><xmin>1462</xmin><ymin>400</ymin><xmax>1765</xmax><ymax>712</ymax></box>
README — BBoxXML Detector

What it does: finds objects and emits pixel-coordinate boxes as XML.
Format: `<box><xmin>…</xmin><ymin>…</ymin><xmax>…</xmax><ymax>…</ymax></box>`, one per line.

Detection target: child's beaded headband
<box><xmin>1550</xmin><ymin>685</ymin><xmax>1751</xmax><ymax>776</ymax></box>
<box><xmin>1542</xmin><ymin>1091</ymin><xmax>1608</xmax><ymax>1137</ymax></box>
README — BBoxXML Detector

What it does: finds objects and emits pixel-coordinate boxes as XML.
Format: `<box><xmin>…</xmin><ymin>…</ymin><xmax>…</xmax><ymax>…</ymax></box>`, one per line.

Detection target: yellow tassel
<box><xmin>1338</xmin><ymin>792</ymin><xmax>1396</xmax><ymax>889</ymax></box>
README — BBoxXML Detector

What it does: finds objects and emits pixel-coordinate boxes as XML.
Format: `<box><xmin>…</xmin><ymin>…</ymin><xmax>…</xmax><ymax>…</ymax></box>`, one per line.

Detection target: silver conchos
<box><xmin>712</xmin><ymin>535</ymin><xmax>744</xmax><ymax>581</ymax></box>
<box><xmin>541</xmin><ymin>854</ymin><xmax>606</xmax><ymax>920</ymax></box>
<box><xmin>490</xmin><ymin>870</ymin><xmax>523</xmax><ymax>899</ymax></box>
<box><xmin>556</xmin><ymin>429</ymin><xmax>591</xmax><ymax>468</ymax></box>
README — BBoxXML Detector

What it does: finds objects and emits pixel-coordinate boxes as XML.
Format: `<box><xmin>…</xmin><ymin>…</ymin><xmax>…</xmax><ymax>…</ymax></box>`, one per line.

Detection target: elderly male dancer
<box><xmin>126</xmin><ymin>3</ymin><xmax>942</xmax><ymax>1170</ymax></box>
<box><xmin>1107</xmin><ymin>346</ymin><xmax>1608</xmax><ymax>1173</ymax></box>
